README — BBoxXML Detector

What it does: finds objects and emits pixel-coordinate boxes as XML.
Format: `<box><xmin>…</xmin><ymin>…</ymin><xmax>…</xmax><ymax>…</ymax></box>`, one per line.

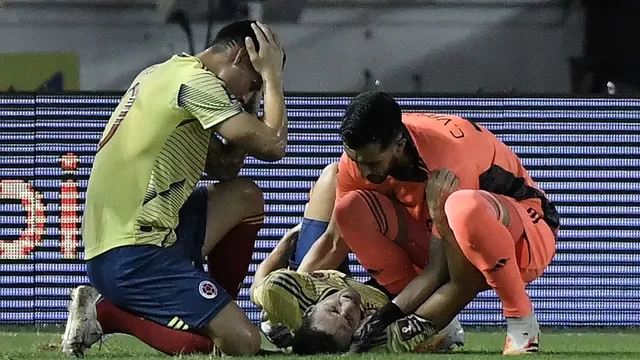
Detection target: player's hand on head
<box><xmin>245</xmin><ymin>21</ymin><xmax>284</xmax><ymax>81</ymax></box>
<box><xmin>426</xmin><ymin>168</ymin><xmax>459</xmax><ymax>224</ymax></box>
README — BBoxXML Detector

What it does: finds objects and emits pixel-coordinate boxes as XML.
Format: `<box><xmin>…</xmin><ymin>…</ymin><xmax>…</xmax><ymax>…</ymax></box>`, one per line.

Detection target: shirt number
<box><xmin>97</xmin><ymin>83</ymin><xmax>140</xmax><ymax>152</ymax></box>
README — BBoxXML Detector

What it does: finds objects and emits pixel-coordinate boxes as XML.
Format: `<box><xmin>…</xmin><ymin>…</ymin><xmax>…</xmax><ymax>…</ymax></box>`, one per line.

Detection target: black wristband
<box><xmin>376</xmin><ymin>302</ymin><xmax>405</xmax><ymax>325</ymax></box>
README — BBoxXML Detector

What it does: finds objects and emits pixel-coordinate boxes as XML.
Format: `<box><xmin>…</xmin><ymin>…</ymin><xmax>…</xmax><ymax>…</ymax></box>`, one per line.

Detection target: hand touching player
<box><xmin>350</xmin><ymin>169</ymin><xmax>460</xmax><ymax>353</ymax></box>
<box><xmin>245</xmin><ymin>22</ymin><xmax>284</xmax><ymax>82</ymax></box>
<box><xmin>426</xmin><ymin>168</ymin><xmax>459</xmax><ymax>226</ymax></box>
<box><xmin>349</xmin><ymin>302</ymin><xmax>404</xmax><ymax>353</ymax></box>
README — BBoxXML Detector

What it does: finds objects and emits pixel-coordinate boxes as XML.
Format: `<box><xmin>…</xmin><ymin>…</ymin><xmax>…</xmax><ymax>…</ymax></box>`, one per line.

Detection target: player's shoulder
<box><xmin>262</xmin><ymin>269</ymin><xmax>311</xmax><ymax>288</ymax></box>
<box><xmin>254</xmin><ymin>270</ymin><xmax>306</xmax><ymax>302</ymax></box>
<box><xmin>402</xmin><ymin>112</ymin><xmax>465</xmax><ymax>128</ymax></box>
<box><xmin>165</xmin><ymin>54</ymin><xmax>228</xmax><ymax>91</ymax></box>
<box><xmin>402</xmin><ymin>112</ymin><xmax>486</xmax><ymax>134</ymax></box>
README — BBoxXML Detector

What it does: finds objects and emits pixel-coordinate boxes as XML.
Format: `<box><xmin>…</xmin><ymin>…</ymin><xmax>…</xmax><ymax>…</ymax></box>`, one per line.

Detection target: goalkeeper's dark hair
<box><xmin>209</xmin><ymin>20</ymin><xmax>260</xmax><ymax>53</ymax></box>
<box><xmin>340</xmin><ymin>91</ymin><xmax>403</xmax><ymax>150</ymax></box>
<box><xmin>291</xmin><ymin>311</ymin><xmax>340</xmax><ymax>355</ymax></box>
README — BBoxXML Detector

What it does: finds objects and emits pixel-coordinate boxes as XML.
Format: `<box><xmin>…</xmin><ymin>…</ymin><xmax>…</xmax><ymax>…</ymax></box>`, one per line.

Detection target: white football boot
<box><xmin>61</xmin><ymin>285</ymin><xmax>104</xmax><ymax>357</ymax></box>
<box><xmin>418</xmin><ymin>317</ymin><xmax>465</xmax><ymax>352</ymax></box>
<box><xmin>503</xmin><ymin>312</ymin><xmax>540</xmax><ymax>355</ymax></box>
<box><xmin>432</xmin><ymin>317</ymin><xmax>465</xmax><ymax>352</ymax></box>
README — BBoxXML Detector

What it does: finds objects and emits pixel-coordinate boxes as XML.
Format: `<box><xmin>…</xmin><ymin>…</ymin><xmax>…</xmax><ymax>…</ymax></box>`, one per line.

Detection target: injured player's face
<box><xmin>306</xmin><ymin>287</ymin><xmax>364</xmax><ymax>350</ymax></box>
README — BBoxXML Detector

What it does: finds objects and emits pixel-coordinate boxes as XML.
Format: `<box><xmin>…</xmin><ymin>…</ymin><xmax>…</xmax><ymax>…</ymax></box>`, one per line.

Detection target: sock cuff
<box><xmin>241</xmin><ymin>213</ymin><xmax>265</xmax><ymax>225</ymax></box>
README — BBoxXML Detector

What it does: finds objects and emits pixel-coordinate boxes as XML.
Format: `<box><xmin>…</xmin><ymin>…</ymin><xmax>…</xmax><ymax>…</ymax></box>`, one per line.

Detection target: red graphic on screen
<box><xmin>0</xmin><ymin>180</ymin><xmax>46</xmax><ymax>258</ymax></box>
<box><xmin>60</xmin><ymin>153</ymin><xmax>80</xmax><ymax>259</ymax></box>
<box><xmin>0</xmin><ymin>152</ymin><xmax>81</xmax><ymax>259</ymax></box>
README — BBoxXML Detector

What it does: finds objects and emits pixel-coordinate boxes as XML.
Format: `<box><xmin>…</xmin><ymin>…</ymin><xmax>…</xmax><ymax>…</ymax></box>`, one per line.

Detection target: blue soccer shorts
<box><xmin>86</xmin><ymin>186</ymin><xmax>232</xmax><ymax>331</ymax></box>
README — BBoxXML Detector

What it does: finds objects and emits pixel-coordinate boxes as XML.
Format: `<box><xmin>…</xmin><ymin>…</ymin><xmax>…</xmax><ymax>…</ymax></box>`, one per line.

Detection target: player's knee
<box><xmin>444</xmin><ymin>190</ymin><xmax>486</xmax><ymax>235</ymax></box>
<box><xmin>203</xmin><ymin>302</ymin><xmax>261</xmax><ymax>356</ymax></box>
<box><xmin>334</xmin><ymin>190</ymin><xmax>367</xmax><ymax>227</ymax></box>
<box><xmin>310</xmin><ymin>163</ymin><xmax>338</xmax><ymax>197</ymax></box>
<box><xmin>319</xmin><ymin>162</ymin><xmax>338</xmax><ymax>181</ymax></box>
<box><xmin>212</xmin><ymin>323</ymin><xmax>261</xmax><ymax>356</ymax></box>
<box><xmin>214</xmin><ymin>178</ymin><xmax>264</xmax><ymax>215</ymax></box>
<box><xmin>235</xmin><ymin>323</ymin><xmax>261</xmax><ymax>355</ymax></box>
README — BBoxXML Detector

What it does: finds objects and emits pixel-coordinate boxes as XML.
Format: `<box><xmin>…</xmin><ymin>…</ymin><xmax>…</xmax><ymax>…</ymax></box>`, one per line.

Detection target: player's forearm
<box><xmin>409</xmin><ymin>217</ymin><xmax>483</xmax><ymax>330</ymax></box>
<box><xmin>262</xmin><ymin>224</ymin><xmax>299</xmax><ymax>271</ymax></box>
<box><xmin>391</xmin><ymin>235</ymin><xmax>448</xmax><ymax>313</ymax></box>
<box><xmin>261</xmin><ymin>77</ymin><xmax>287</xmax><ymax>146</ymax></box>
<box><xmin>297</xmin><ymin>228</ymin><xmax>348</xmax><ymax>272</ymax></box>
<box><xmin>391</xmin><ymin>271</ymin><xmax>446</xmax><ymax>315</ymax></box>
<box><xmin>252</xmin><ymin>225</ymin><xmax>299</xmax><ymax>292</ymax></box>
<box><xmin>412</xmin><ymin>280</ymin><xmax>476</xmax><ymax>331</ymax></box>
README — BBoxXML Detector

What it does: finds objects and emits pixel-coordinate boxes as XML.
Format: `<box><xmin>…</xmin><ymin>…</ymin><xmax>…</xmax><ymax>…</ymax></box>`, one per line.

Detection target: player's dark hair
<box><xmin>209</xmin><ymin>20</ymin><xmax>260</xmax><ymax>53</ymax></box>
<box><xmin>209</xmin><ymin>19</ymin><xmax>286</xmax><ymax>68</ymax></box>
<box><xmin>340</xmin><ymin>91</ymin><xmax>403</xmax><ymax>150</ymax></box>
<box><xmin>291</xmin><ymin>311</ymin><xmax>340</xmax><ymax>355</ymax></box>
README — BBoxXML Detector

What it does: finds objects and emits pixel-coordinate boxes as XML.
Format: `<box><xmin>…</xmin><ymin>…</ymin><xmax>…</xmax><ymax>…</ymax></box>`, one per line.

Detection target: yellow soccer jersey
<box><xmin>82</xmin><ymin>54</ymin><xmax>243</xmax><ymax>259</ymax></box>
<box><xmin>251</xmin><ymin>269</ymin><xmax>439</xmax><ymax>353</ymax></box>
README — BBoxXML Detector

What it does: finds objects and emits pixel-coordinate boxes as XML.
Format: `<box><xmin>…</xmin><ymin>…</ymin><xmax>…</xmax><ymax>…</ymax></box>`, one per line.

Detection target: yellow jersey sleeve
<box><xmin>251</xmin><ymin>271</ymin><xmax>306</xmax><ymax>331</ymax></box>
<box><xmin>177</xmin><ymin>71</ymin><xmax>243</xmax><ymax>129</ymax></box>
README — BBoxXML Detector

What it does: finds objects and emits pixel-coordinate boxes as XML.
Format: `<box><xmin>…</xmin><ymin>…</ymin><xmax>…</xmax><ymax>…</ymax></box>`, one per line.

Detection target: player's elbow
<box><xmin>239</xmin><ymin>134</ymin><xmax>286</xmax><ymax>162</ymax></box>
<box><xmin>254</xmin><ymin>145</ymin><xmax>286</xmax><ymax>162</ymax></box>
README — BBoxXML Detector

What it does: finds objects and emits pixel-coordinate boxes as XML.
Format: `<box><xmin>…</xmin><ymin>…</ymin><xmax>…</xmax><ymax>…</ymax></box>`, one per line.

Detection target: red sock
<box><xmin>207</xmin><ymin>215</ymin><xmax>264</xmax><ymax>299</ymax></box>
<box><xmin>96</xmin><ymin>300</ymin><xmax>214</xmax><ymax>355</ymax></box>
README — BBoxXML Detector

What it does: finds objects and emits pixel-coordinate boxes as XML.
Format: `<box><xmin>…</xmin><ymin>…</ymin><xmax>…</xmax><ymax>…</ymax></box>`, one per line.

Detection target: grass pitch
<box><xmin>2</xmin><ymin>326</ymin><xmax>639</xmax><ymax>360</ymax></box>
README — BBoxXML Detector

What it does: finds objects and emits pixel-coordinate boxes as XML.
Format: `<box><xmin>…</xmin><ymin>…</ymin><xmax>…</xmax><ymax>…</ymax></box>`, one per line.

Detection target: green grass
<box><xmin>2</xmin><ymin>326</ymin><xmax>639</xmax><ymax>360</ymax></box>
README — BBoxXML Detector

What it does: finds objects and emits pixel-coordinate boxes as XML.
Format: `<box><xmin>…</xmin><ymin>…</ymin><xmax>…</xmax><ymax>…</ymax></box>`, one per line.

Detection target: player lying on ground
<box><xmin>317</xmin><ymin>92</ymin><xmax>559</xmax><ymax>355</ymax></box>
<box><xmin>62</xmin><ymin>20</ymin><xmax>287</xmax><ymax>357</ymax></box>
<box><xmin>250</xmin><ymin>227</ymin><xmax>464</xmax><ymax>354</ymax></box>
<box><xmin>252</xmin><ymin>162</ymin><xmax>464</xmax><ymax>354</ymax></box>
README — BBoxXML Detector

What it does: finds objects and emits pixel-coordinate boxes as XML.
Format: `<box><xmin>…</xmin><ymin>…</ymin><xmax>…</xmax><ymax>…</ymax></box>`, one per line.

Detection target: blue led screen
<box><xmin>0</xmin><ymin>94</ymin><xmax>639</xmax><ymax>326</ymax></box>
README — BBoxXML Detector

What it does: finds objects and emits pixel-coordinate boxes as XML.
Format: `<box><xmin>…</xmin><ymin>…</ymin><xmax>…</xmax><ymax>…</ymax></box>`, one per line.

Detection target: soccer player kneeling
<box><xmin>62</xmin><ymin>20</ymin><xmax>287</xmax><ymax>357</ymax></box>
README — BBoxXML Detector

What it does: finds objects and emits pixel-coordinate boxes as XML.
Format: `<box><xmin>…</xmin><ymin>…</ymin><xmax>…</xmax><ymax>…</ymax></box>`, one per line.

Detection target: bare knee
<box><xmin>305</xmin><ymin>163</ymin><xmax>339</xmax><ymax>219</ymax></box>
<box><xmin>320</xmin><ymin>162</ymin><xmax>338</xmax><ymax>181</ymax></box>
<box><xmin>216</xmin><ymin>324</ymin><xmax>260</xmax><ymax>356</ymax></box>
<box><xmin>203</xmin><ymin>302</ymin><xmax>261</xmax><ymax>356</ymax></box>
<box><xmin>228</xmin><ymin>322</ymin><xmax>261</xmax><ymax>356</ymax></box>
<box><xmin>311</xmin><ymin>163</ymin><xmax>338</xmax><ymax>199</ymax></box>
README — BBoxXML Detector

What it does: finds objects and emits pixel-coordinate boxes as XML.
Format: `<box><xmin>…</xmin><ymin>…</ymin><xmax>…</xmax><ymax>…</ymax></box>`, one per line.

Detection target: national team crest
<box><xmin>198</xmin><ymin>280</ymin><xmax>218</xmax><ymax>299</ymax></box>
<box><xmin>310</xmin><ymin>271</ymin><xmax>329</xmax><ymax>280</ymax></box>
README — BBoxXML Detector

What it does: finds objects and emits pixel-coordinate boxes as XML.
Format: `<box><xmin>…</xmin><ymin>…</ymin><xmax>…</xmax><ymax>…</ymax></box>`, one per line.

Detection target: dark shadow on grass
<box><xmin>465</xmin><ymin>326</ymin><xmax>640</xmax><ymax>334</ymax></box>
<box><xmin>544</xmin><ymin>350</ymin><xmax>640</xmax><ymax>356</ymax></box>
<box><xmin>458</xmin><ymin>349</ymin><xmax>640</xmax><ymax>356</ymax></box>
<box><xmin>0</xmin><ymin>324</ymin><xmax>63</xmax><ymax>334</ymax></box>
